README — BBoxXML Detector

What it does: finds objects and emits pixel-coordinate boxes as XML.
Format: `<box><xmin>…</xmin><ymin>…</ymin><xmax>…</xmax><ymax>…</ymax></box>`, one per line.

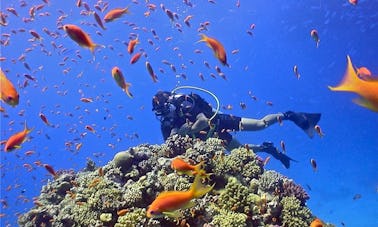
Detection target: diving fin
<box><xmin>284</xmin><ymin>111</ymin><xmax>321</xmax><ymax>138</ymax></box>
<box><xmin>256</xmin><ymin>142</ymin><xmax>297</xmax><ymax>169</ymax></box>
<box><xmin>272</xmin><ymin>151</ymin><xmax>297</xmax><ymax>169</ymax></box>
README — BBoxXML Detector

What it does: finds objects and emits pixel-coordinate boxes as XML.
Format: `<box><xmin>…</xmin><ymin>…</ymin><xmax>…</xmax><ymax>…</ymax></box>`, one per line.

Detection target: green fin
<box><xmin>190</xmin><ymin>174</ymin><xmax>214</xmax><ymax>198</ymax></box>
<box><xmin>162</xmin><ymin>210</ymin><xmax>183</xmax><ymax>219</ymax></box>
<box><xmin>181</xmin><ymin>201</ymin><xmax>196</xmax><ymax>210</ymax></box>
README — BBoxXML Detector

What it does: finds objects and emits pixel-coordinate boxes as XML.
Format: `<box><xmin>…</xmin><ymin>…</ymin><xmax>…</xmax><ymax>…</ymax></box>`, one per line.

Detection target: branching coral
<box><xmin>258</xmin><ymin>170</ymin><xmax>286</xmax><ymax>194</ymax></box>
<box><xmin>163</xmin><ymin>134</ymin><xmax>193</xmax><ymax>157</ymax></box>
<box><xmin>280</xmin><ymin>196</ymin><xmax>312</xmax><ymax>227</ymax></box>
<box><xmin>159</xmin><ymin>172</ymin><xmax>191</xmax><ymax>191</ymax></box>
<box><xmin>217</xmin><ymin>176</ymin><xmax>256</xmax><ymax>214</ymax></box>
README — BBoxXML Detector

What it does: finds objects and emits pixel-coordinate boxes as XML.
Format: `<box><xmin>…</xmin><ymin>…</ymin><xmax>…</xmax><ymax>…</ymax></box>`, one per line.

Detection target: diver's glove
<box><xmin>177</xmin><ymin>122</ymin><xmax>193</xmax><ymax>136</ymax></box>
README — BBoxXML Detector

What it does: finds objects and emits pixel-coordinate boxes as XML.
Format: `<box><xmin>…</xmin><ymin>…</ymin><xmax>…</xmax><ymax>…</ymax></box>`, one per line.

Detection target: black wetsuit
<box><xmin>160</xmin><ymin>95</ymin><xmax>242</xmax><ymax>144</ymax></box>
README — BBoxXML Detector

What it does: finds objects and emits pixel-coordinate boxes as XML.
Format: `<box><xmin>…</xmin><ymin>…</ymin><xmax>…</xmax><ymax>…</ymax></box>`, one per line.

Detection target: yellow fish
<box><xmin>329</xmin><ymin>55</ymin><xmax>378</xmax><ymax>112</ymax></box>
<box><xmin>111</xmin><ymin>67</ymin><xmax>133</xmax><ymax>98</ymax></box>
<box><xmin>0</xmin><ymin>69</ymin><xmax>19</xmax><ymax>107</ymax></box>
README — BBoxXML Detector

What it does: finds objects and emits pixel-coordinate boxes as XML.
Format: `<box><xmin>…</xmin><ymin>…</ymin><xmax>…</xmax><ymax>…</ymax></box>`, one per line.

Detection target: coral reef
<box><xmin>18</xmin><ymin>136</ymin><xmax>334</xmax><ymax>226</ymax></box>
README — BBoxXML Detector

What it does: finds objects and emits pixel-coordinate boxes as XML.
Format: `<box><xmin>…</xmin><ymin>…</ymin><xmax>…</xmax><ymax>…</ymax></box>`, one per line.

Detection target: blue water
<box><xmin>1</xmin><ymin>1</ymin><xmax>377</xmax><ymax>226</ymax></box>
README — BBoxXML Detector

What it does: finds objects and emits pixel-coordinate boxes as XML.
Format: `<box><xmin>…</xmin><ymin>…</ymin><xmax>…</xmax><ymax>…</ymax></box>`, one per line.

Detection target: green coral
<box><xmin>122</xmin><ymin>174</ymin><xmax>153</xmax><ymax>207</ymax></box>
<box><xmin>280</xmin><ymin>196</ymin><xmax>312</xmax><ymax>227</ymax></box>
<box><xmin>160</xmin><ymin>172</ymin><xmax>191</xmax><ymax>191</ymax></box>
<box><xmin>115</xmin><ymin>208</ymin><xmax>148</xmax><ymax>227</ymax></box>
<box><xmin>258</xmin><ymin>170</ymin><xmax>286</xmax><ymax>193</ymax></box>
<box><xmin>122</xmin><ymin>183</ymin><xmax>144</xmax><ymax>207</ymax></box>
<box><xmin>86</xmin><ymin>182</ymin><xmax>124</xmax><ymax>211</ymax></box>
<box><xmin>100</xmin><ymin>213</ymin><xmax>112</xmax><ymax>222</ymax></box>
<box><xmin>211</xmin><ymin>208</ymin><xmax>247</xmax><ymax>227</ymax></box>
<box><xmin>70</xmin><ymin>202</ymin><xmax>102</xmax><ymax>226</ymax></box>
<box><xmin>218</xmin><ymin>176</ymin><xmax>260</xmax><ymax>214</ymax></box>
<box><xmin>213</xmin><ymin>146</ymin><xmax>262</xmax><ymax>183</ymax></box>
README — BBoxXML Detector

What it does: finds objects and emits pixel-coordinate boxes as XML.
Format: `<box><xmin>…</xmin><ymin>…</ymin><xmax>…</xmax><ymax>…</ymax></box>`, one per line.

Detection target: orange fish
<box><xmin>39</xmin><ymin>113</ymin><xmax>51</xmax><ymax>126</ymax></box>
<box><xmin>310</xmin><ymin>29</ymin><xmax>320</xmax><ymax>48</ymax></box>
<box><xmin>80</xmin><ymin>97</ymin><xmax>93</xmax><ymax>103</ymax></box>
<box><xmin>43</xmin><ymin>164</ymin><xmax>57</xmax><ymax>178</ymax></box>
<box><xmin>111</xmin><ymin>67</ymin><xmax>133</xmax><ymax>98</ymax></box>
<box><xmin>63</xmin><ymin>24</ymin><xmax>101</xmax><ymax>54</ymax></box>
<box><xmin>329</xmin><ymin>56</ymin><xmax>378</xmax><ymax>112</ymax></box>
<box><xmin>4</xmin><ymin>121</ymin><xmax>32</xmax><ymax>152</ymax></box>
<box><xmin>263</xmin><ymin>156</ymin><xmax>271</xmax><ymax>166</ymax></box>
<box><xmin>145</xmin><ymin>61</ymin><xmax>158</xmax><ymax>83</ymax></box>
<box><xmin>130</xmin><ymin>52</ymin><xmax>142</xmax><ymax>64</ymax></box>
<box><xmin>184</xmin><ymin>15</ymin><xmax>193</xmax><ymax>27</ymax></box>
<box><xmin>356</xmin><ymin>67</ymin><xmax>372</xmax><ymax>80</ymax></box>
<box><xmin>349</xmin><ymin>0</ymin><xmax>358</xmax><ymax>5</ymax></box>
<box><xmin>198</xmin><ymin>34</ymin><xmax>228</xmax><ymax>66</ymax></box>
<box><xmin>93</xmin><ymin>12</ymin><xmax>106</xmax><ymax>30</ymax></box>
<box><xmin>104</xmin><ymin>7</ymin><xmax>129</xmax><ymax>22</ymax></box>
<box><xmin>146</xmin><ymin>174</ymin><xmax>214</xmax><ymax>218</ymax></box>
<box><xmin>314</xmin><ymin>125</ymin><xmax>325</xmax><ymax>137</ymax></box>
<box><xmin>0</xmin><ymin>69</ymin><xmax>19</xmax><ymax>107</ymax></box>
<box><xmin>117</xmin><ymin>208</ymin><xmax>129</xmax><ymax>216</ymax></box>
<box><xmin>171</xmin><ymin>157</ymin><xmax>207</xmax><ymax>177</ymax></box>
<box><xmin>29</xmin><ymin>30</ymin><xmax>42</xmax><ymax>41</ymax></box>
<box><xmin>310</xmin><ymin>218</ymin><xmax>324</xmax><ymax>227</ymax></box>
<box><xmin>127</xmin><ymin>37</ymin><xmax>139</xmax><ymax>54</ymax></box>
<box><xmin>85</xmin><ymin>125</ymin><xmax>96</xmax><ymax>133</ymax></box>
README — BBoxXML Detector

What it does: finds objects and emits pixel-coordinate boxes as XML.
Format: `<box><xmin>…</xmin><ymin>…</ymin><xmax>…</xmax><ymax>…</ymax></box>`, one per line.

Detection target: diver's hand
<box><xmin>177</xmin><ymin>122</ymin><xmax>193</xmax><ymax>135</ymax></box>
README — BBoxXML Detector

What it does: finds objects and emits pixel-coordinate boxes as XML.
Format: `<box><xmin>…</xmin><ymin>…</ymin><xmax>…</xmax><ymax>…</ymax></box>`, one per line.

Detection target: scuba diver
<box><xmin>152</xmin><ymin>86</ymin><xmax>321</xmax><ymax>168</ymax></box>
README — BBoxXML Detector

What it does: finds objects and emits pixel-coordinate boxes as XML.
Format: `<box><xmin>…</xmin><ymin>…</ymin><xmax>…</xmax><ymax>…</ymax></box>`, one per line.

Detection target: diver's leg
<box><xmin>239</xmin><ymin>113</ymin><xmax>284</xmax><ymax>131</ymax></box>
<box><xmin>226</xmin><ymin>136</ymin><xmax>295</xmax><ymax>168</ymax></box>
<box><xmin>239</xmin><ymin>112</ymin><xmax>321</xmax><ymax>138</ymax></box>
<box><xmin>225</xmin><ymin>138</ymin><xmax>242</xmax><ymax>151</ymax></box>
<box><xmin>251</xmin><ymin>142</ymin><xmax>296</xmax><ymax>168</ymax></box>
<box><xmin>226</xmin><ymin>137</ymin><xmax>266</xmax><ymax>153</ymax></box>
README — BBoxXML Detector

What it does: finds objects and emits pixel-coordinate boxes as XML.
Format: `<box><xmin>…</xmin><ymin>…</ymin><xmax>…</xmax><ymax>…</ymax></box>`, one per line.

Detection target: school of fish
<box><xmin>0</xmin><ymin>0</ymin><xmax>375</xmax><ymax>225</ymax></box>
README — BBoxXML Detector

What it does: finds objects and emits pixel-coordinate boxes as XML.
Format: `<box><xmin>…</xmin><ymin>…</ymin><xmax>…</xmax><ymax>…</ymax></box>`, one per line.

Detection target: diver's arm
<box><xmin>169</xmin><ymin>127</ymin><xmax>179</xmax><ymax>137</ymax></box>
<box><xmin>161</xmin><ymin>124</ymin><xmax>172</xmax><ymax>140</ymax></box>
<box><xmin>177</xmin><ymin>112</ymin><xmax>209</xmax><ymax>135</ymax></box>
<box><xmin>189</xmin><ymin>113</ymin><xmax>209</xmax><ymax>133</ymax></box>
